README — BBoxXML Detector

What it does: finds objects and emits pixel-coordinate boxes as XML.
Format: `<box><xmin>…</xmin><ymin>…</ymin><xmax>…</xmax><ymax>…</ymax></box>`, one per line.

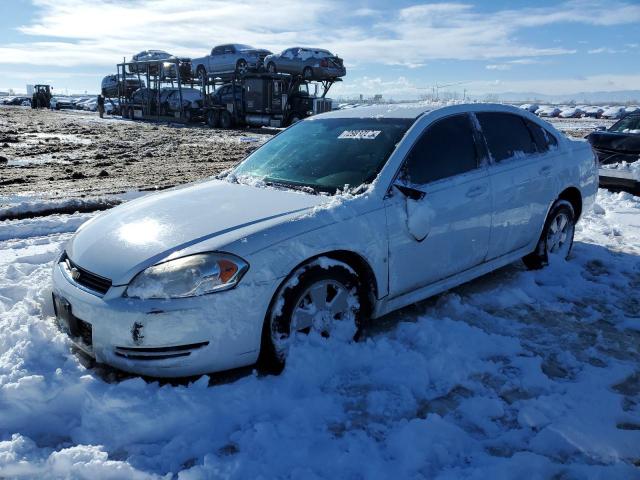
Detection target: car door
<box><xmin>210</xmin><ymin>46</ymin><xmax>226</xmax><ymax>73</ymax></box>
<box><xmin>278</xmin><ymin>48</ymin><xmax>296</xmax><ymax>73</ymax></box>
<box><xmin>385</xmin><ymin>113</ymin><xmax>492</xmax><ymax>297</ymax></box>
<box><xmin>474</xmin><ymin>111</ymin><xmax>558</xmax><ymax>259</ymax></box>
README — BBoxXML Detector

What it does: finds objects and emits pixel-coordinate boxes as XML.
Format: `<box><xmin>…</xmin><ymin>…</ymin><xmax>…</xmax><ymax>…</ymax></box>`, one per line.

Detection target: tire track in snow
<box><xmin>0</xmin><ymin>213</ymin><xmax>94</xmax><ymax>242</ymax></box>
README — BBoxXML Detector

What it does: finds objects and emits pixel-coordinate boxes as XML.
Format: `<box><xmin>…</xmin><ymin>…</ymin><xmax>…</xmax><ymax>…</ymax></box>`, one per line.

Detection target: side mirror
<box><xmin>594</xmin><ymin>126</ymin><xmax>606</xmax><ymax>131</ymax></box>
<box><xmin>393</xmin><ymin>182</ymin><xmax>425</xmax><ymax>201</ymax></box>
<box><xmin>393</xmin><ymin>182</ymin><xmax>431</xmax><ymax>242</ymax></box>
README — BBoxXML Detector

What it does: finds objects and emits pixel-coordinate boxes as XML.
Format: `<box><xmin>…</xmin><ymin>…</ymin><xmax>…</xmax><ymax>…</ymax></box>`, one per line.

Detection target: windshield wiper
<box><xmin>264</xmin><ymin>179</ymin><xmax>322</xmax><ymax>195</ymax></box>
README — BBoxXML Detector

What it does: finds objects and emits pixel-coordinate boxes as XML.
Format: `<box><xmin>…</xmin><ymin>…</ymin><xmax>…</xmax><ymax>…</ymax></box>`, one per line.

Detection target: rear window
<box><xmin>476</xmin><ymin>112</ymin><xmax>537</xmax><ymax>162</ymax></box>
<box><xmin>524</xmin><ymin>119</ymin><xmax>557</xmax><ymax>152</ymax></box>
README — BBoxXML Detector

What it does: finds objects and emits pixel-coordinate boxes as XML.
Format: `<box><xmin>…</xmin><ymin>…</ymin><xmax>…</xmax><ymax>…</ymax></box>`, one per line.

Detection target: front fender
<box><xmin>244</xmin><ymin>206</ymin><xmax>389</xmax><ymax>300</ymax></box>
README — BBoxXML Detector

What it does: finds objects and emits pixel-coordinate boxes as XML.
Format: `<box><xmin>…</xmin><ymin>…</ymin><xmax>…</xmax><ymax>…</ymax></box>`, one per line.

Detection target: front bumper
<box><xmin>51</xmin><ymin>260</ymin><xmax>275</xmax><ymax>377</ymax></box>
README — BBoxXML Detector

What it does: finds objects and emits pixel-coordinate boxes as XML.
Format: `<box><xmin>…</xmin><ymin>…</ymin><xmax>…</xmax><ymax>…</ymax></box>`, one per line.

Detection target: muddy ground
<box><xmin>0</xmin><ymin>106</ymin><xmax>273</xmax><ymax>199</ymax></box>
<box><xmin>0</xmin><ymin>106</ymin><xmax>613</xmax><ymax>202</ymax></box>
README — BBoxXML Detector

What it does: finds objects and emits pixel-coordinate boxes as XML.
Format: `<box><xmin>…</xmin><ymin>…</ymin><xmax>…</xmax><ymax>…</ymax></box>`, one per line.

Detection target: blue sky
<box><xmin>1</xmin><ymin>0</ymin><xmax>639</xmax><ymax>99</ymax></box>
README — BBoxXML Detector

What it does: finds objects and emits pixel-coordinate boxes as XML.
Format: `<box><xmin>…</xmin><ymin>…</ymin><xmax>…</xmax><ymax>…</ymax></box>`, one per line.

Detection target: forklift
<box><xmin>31</xmin><ymin>85</ymin><xmax>52</xmax><ymax>109</ymax></box>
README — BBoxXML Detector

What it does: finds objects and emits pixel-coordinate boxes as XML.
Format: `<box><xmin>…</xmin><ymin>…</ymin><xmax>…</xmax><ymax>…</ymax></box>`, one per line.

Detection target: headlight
<box><xmin>125</xmin><ymin>252</ymin><xmax>249</xmax><ymax>299</ymax></box>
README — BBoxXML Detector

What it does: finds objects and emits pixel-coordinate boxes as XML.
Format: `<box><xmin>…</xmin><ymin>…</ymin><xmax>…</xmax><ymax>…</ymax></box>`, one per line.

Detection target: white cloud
<box><xmin>472</xmin><ymin>73</ymin><xmax>640</xmax><ymax>95</ymax></box>
<box><xmin>2</xmin><ymin>0</ymin><xmax>639</xmax><ymax>69</ymax></box>
<box><xmin>332</xmin><ymin>73</ymin><xmax>640</xmax><ymax>99</ymax></box>
<box><xmin>486</xmin><ymin>64</ymin><xmax>511</xmax><ymax>71</ymax></box>
<box><xmin>587</xmin><ymin>47</ymin><xmax>619</xmax><ymax>54</ymax></box>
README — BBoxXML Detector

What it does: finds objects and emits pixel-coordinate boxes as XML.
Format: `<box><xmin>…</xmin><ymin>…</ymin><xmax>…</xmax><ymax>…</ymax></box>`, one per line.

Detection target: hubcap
<box><xmin>546</xmin><ymin>211</ymin><xmax>574</xmax><ymax>260</ymax></box>
<box><xmin>291</xmin><ymin>280</ymin><xmax>353</xmax><ymax>335</ymax></box>
<box><xmin>271</xmin><ymin>274</ymin><xmax>361</xmax><ymax>359</ymax></box>
<box><xmin>238</xmin><ymin>61</ymin><xmax>247</xmax><ymax>74</ymax></box>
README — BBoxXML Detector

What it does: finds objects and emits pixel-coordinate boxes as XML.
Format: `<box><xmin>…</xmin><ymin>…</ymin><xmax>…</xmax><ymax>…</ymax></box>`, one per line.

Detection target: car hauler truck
<box><xmin>114</xmin><ymin>56</ymin><xmax>337</xmax><ymax>127</ymax></box>
<box><xmin>116</xmin><ymin>58</ymin><xmax>195</xmax><ymax>121</ymax></box>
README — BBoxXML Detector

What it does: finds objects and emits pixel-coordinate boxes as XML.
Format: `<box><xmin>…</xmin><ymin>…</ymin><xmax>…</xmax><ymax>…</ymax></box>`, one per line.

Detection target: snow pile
<box><xmin>0</xmin><ymin>190</ymin><xmax>639</xmax><ymax>478</ymax></box>
<box><xmin>0</xmin><ymin>197</ymin><xmax>121</xmax><ymax>221</ymax></box>
<box><xmin>600</xmin><ymin>159</ymin><xmax>640</xmax><ymax>180</ymax></box>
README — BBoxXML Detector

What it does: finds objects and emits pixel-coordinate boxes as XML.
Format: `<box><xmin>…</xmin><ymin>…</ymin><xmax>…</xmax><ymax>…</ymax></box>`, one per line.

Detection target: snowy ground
<box><xmin>1</xmin><ymin>188</ymin><xmax>639</xmax><ymax>479</ymax></box>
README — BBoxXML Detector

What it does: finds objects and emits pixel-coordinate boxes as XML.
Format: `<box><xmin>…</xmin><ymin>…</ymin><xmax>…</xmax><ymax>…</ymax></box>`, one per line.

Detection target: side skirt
<box><xmin>373</xmin><ymin>244</ymin><xmax>535</xmax><ymax>318</ymax></box>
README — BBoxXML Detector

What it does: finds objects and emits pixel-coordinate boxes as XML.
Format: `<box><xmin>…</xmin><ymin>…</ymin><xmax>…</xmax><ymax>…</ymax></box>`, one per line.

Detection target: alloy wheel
<box><xmin>290</xmin><ymin>279</ymin><xmax>355</xmax><ymax>336</ymax></box>
<box><xmin>546</xmin><ymin>211</ymin><xmax>574</xmax><ymax>260</ymax></box>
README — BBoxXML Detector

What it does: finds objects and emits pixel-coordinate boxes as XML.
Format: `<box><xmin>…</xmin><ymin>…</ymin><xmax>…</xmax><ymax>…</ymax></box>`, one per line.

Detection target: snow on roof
<box><xmin>316</xmin><ymin>104</ymin><xmax>435</xmax><ymax>119</ymax></box>
<box><xmin>316</xmin><ymin>102</ymin><xmax>534</xmax><ymax>120</ymax></box>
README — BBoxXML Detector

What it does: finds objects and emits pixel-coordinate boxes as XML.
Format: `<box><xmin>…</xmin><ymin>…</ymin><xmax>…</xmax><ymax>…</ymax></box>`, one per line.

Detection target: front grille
<box><xmin>313</xmin><ymin>98</ymin><xmax>332</xmax><ymax>114</ymax></box>
<box><xmin>114</xmin><ymin>341</ymin><xmax>209</xmax><ymax>361</ymax></box>
<box><xmin>61</xmin><ymin>253</ymin><xmax>112</xmax><ymax>295</ymax></box>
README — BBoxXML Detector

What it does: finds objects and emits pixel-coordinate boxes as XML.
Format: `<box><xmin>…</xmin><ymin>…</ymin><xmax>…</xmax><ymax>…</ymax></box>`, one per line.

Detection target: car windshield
<box><xmin>232</xmin><ymin>117</ymin><xmax>413</xmax><ymax>193</ymax></box>
<box><xmin>609</xmin><ymin>115</ymin><xmax>640</xmax><ymax>134</ymax></box>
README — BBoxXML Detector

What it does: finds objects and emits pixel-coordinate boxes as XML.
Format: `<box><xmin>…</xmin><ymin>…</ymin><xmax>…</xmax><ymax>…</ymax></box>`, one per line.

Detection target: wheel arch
<box><xmin>257</xmin><ymin>249</ymin><xmax>377</xmax><ymax>372</ymax></box>
<box><xmin>265</xmin><ymin>249</ymin><xmax>379</xmax><ymax>320</ymax></box>
<box><xmin>558</xmin><ymin>186</ymin><xmax>582</xmax><ymax>221</ymax></box>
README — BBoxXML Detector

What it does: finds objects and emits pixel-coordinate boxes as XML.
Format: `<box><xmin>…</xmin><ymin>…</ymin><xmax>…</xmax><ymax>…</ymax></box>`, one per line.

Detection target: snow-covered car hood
<box><xmin>67</xmin><ymin>180</ymin><xmax>329</xmax><ymax>285</ymax></box>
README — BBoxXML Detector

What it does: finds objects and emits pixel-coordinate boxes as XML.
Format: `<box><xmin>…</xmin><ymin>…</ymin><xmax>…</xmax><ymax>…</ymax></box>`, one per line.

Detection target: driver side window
<box><xmin>403</xmin><ymin>114</ymin><xmax>480</xmax><ymax>185</ymax></box>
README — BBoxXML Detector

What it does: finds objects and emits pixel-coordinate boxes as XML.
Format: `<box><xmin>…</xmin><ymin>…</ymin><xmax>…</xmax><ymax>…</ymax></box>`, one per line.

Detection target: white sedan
<box><xmin>51</xmin><ymin>104</ymin><xmax>598</xmax><ymax>377</ymax></box>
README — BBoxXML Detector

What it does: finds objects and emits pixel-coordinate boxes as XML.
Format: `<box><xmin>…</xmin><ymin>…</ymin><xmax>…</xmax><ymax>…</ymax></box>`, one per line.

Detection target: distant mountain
<box><xmin>481</xmin><ymin>90</ymin><xmax>640</xmax><ymax>104</ymax></box>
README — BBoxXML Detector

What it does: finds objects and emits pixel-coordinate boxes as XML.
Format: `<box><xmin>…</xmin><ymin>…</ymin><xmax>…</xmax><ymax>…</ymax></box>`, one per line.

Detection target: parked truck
<box><xmin>204</xmin><ymin>73</ymin><xmax>334</xmax><ymax>128</ymax></box>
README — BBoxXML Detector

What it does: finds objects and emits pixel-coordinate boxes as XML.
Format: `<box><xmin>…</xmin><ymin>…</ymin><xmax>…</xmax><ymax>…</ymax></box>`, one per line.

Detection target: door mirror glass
<box><xmin>393</xmin><ymin>182</ymin><xmax>425</xmax><ymax>200</ymax></box>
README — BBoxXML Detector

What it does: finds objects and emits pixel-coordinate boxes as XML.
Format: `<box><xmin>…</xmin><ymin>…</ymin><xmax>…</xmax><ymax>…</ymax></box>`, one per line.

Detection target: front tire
<box><xmin>289</xmin><ymin>114</ymin><xmax>301</xmax><ymax>125</ymax></box>
<box><xmin>523</xmin><ymin>200</ymin><xmax>575</xmax><ymax>270</ymax></box>
<box><xmin>219</xmin><ymin>110</ymin><xmax>232</xmax><ymax>129</ymax></box>
<box><xmin>197</xmin><ymin>66</ymin><xmax>207</xmax><ymax>83</ymax></box>
<box><xmin>207</xmin><ymin>110</ymin><xmax>220</xmax><ymax>128</ymax></box>
<box><xmin>258</xmin><ymin>260</ymin><xmax>369</xmax><ymax>373</ymax></box>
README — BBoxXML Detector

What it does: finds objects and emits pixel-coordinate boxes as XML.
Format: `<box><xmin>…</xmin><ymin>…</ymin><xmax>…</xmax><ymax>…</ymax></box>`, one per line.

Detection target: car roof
<box><xmin>316</xmin><ymin>104</ymin><xmax>434</xmax><ymax>120</ymax></box>
<box><xmin>314</xmin><ymin>102</ymin><xmax>540</xmax><ymax>121</ymax></box>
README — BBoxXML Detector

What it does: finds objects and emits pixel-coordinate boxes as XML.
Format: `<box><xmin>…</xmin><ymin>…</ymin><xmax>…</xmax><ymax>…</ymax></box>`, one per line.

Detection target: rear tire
<box><xmin>207</xmin><ymin>110</ymin><xmax>220</xmax><ymax>128</ymax></box>
<box><xmin>197</xmin><ymin>66</ymin><xmax>207</xmax><ymax>83</ymax></box>
<box><xmin>236</xmin><ymin>59</ymin><xmax>248</xmax><ymax>75</ymax></box>
<box><xmin>523</xmin><ymin>200</ymin><xmax>575</xmax><ymax>270</ymax></box>
<box><xmin>258</xmin><ymin>260</ymin><xmax>369</xmax><ymax>374</ymax></box>
<box><xmin>219</xmin><ymin>110</ymin><xmax>232</xmax><ymax>129</ymax></box>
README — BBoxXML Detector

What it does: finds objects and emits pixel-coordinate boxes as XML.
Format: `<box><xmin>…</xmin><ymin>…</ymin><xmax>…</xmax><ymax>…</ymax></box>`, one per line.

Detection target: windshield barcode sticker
<box><xmin>338</xmin><ymin>130</ymin><xmax>381</xmax><ymax>140</ymax></box>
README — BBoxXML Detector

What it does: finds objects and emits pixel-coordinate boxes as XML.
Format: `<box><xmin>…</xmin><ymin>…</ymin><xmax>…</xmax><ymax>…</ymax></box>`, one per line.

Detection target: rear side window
<box><xmin>403</xmin><ymin>114</ymin><xmax>479</xmax><ymax>185</ymax></box>
<box><xmin>476</xmin><ymin>112</ymin><xmax>537</xmax><ymax>162</ymax></box>
<box><xmin>524</xmin><ymin>119</ymin><xmax>558</xmax><ymax>152</ymax></box>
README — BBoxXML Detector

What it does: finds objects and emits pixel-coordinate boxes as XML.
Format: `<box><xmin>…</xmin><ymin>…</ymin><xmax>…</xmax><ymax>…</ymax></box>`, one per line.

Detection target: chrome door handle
<box><xmin>466</xmin><ymin>185</ymin><xmax>487</xmax><ymax>198</ymax></box>
<box><xmin>539</xmin><ymin>165</ymin><xmax>552</xmax><ymax>176</ymax></box>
